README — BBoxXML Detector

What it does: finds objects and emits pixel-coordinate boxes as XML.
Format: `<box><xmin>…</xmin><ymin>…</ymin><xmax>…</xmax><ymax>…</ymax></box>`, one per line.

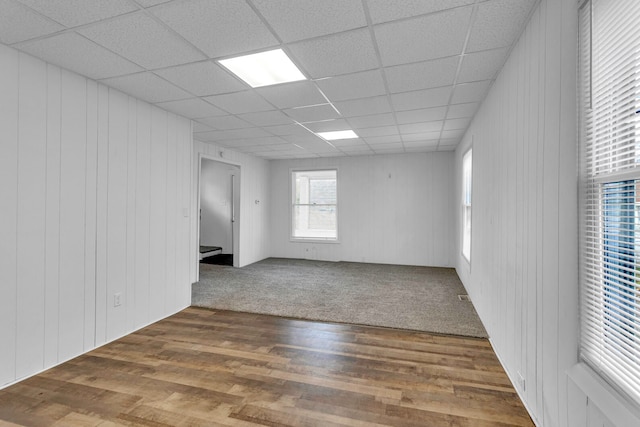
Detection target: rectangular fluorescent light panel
<box><xmin>219</xmin><ymin>48</ymin><xmax>306</xmax><ymax>88</ymax></box>
<box><xmin>317</xmin><ymin>130</ymin><xmax>359</xmax><ymax>140</ymax></box>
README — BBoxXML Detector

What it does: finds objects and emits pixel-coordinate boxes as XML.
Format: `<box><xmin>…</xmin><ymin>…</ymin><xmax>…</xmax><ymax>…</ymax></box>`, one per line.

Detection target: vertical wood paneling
<box><xmin>44</xmin><ymin>64</ymin><xmax>61</xmax><ymax>367</ymax></box>
<box><xmin>106</xmin><ymin>90</ymin><xmax>129</xmax><ymax>341</ymax></box>
<box><xmin>15</xmin><ymin>54</ymin><xmax>48</xmax><ymax>379</ymax></box>
<box><xmin>94</xmin><ymin>83</ymin><xmax>109</xmax><ymax>347</ymax></box>
<box><xmin>84</xmin><ymin>79</ymin><xmax>98</xmax><ymax>351</ymax></box>
<box><xmin>126</xmin><ymin>96</ymin><xmax>137</xmax><ymax>331</ymax></box>
<box><xmin>134</xmin><ymin>101</ymin><xmax>151</xmax><ymax>328</ymax></box>
<box><xmin>0</xmin><ymin>45</ymin><xmax>19</xmax><ymax>385</ymax></box>
<box><xmin>0</xmin><ymin>44</ymin><xmax>193</xmax><ymax>389</ymax></box>
<box><xmin>165</xmin><ymin>114</ymin><xmax>178</xmax><ymax>312</ymax></box>
<box><xmin>58</xmin><ymin>70</ymin><xmax>87</xmax><ymax>362</ymax></box>
<box><xmin>149</xmin><ymin>107</ymin><xmax>168</xmax><ymax>320</ymax></box>
<box><xmin>453</xmin><ymin>0</ymin><xmax>578</xmax><ymax>425</ymax></box>
<box><xmin>267</xmin><ymin>152</ymin><xmax>454</xmax><ymax>266</ymax></box>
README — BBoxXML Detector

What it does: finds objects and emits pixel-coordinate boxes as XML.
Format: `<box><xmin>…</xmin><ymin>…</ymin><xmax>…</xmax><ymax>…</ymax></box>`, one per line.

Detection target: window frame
<box><xmin>462</xmin><ymin>148</ymin><xmax>473</xmax><ymax>263</ymax></box>
<box><xmin>289</xmin><ymin>168</ymin><xmax>339</xmax><ymax>243</ymax></box>
<box><xmin>578</xmin><ymin>0</ymin><xmax>640</xmax><ymax>408</ymax></box>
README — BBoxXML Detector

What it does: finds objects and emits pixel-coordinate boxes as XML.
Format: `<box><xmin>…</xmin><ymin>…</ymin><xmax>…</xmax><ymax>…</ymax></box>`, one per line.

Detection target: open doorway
<box><xmin>198</xmin><ymin>156</ymin><xmax>240</xmax><ymax>268</ymax></box>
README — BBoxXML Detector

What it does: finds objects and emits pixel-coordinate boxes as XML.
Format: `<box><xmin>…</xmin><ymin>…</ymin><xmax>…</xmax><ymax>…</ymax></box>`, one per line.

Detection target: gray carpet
<box><xmin>192</xmin><ymin>258</ymin><xmax>488</xmax><ymax>338</ymax></box>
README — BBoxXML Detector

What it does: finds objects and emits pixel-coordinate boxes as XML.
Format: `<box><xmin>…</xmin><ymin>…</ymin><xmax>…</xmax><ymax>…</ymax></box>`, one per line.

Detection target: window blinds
<box><xmin>580</xmin><ymin>0</ymin><xmax>640</xmax><ymax>405</ymax></box>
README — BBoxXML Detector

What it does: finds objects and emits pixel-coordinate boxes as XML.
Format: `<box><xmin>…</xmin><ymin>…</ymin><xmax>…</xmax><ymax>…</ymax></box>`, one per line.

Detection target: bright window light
<box><xmin>316</xmin><ymin>130</ymin><xmax>358</xmax><ymax>140</ymax></box>
<box><xmin>219</xmin><ymin>49</ymin><xmax>306</xmax><ymax>88</ymax></box>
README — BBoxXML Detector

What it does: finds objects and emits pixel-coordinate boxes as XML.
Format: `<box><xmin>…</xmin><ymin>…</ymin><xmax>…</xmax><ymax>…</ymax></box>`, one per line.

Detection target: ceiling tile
<box><xmin>446</xmin><ymin>102</ymin><xmax>478</xmax><ymax>119</ymax></box>
<box><xmin>451</xmin><ymin>80</ymin><xmax>492</xmax><ymax>104</ymax></box>
<box><xmin>399</xmin><ymin>121</ymin><xmax>443</xmax><ymax>134</ymax></box>
<box><xmin>252</xmin><ymin>0</ymin><xmax>366</xmax><ymax>43</ymax></box>
<box><xmin>237</xmin><ymin>110</ymin><xmax>294</xmax><ymax>127</ymax></box>
<box><xmin>303</xmin><ymin>119</ymin><xmax>351</xmax><ymax>133</ymax></box>
<box><xmin>316</xmin><ymin>69</ymin><xmax>386</xmax><ymax>102</ymax></box>
<box><xmin>356</xmin><ymin>126</ymin><xmax>398</xmax><ymax>138</ymax></box>
<box><xmin>193</xmin><ymin>122</ymin><xmax>215</xmax><ymax>133</ymax></box>
<box><xmin>466</xmin><ymin>0</ymin><xmax>536</xmax><ymax>52</ymax></box>
<box><xmin>439</xmin><ymin>138</ymin><xmax>460</xmax><ymax>147</ymax></box>
<box><xmin>346</xmin><ymin>113</ymin><xmax>396</xmax><ymax>129</ymax></box>
<box><xmin>101</xmin><ymin>72</ymin><xmax>190</xmax><ymax>103</ymax></box>
<box><xmin>256</xmin><ymin>81</ymin><xmax>326</xmax><ymax>109</ymax></box>
<box><xmin>288</xmin><ymin>28</ymin><xmax>379</xmax><ymax>78</ymax></box>
<box><xmin>458</xmin><ymin>47</ymin><xmax>509</xmax><ymax>83</ymax></box>
<box><xmin>204</xmin><ymin>91</ymin><xmax>275</xmax><ymax>114</ymax></box>
<box><xmin>396</xmin><ymin>106</ymin><xmax>447</xmax><ymax>124</ymax></box>
<box><xmin>18</xmin><ymin>0</ymin><xmax>136</xmax><ymax>27</ymax></box>
<box><xmin>262</xmin><ymin>123</ymin><xmax>311</xmax><ymax>136</ymax></box>
<box><xmin>390</xmin><ymin>86</ymin><xmax>451</xmax><ymax>111</ymax></box>
<box><xmin>282</xmin><ymin>134</ymin><xmax>328</xmax><ymax>145</ymax></box>
<box><xmin>444</xmin><ymin>117</ymin><xmax>471</xmax><ymax>130</ymax></box>
<box><xmin>402</xmin><ymin>132</ymin><xmax>440</xmax><ymax>142</ymax></box>
<box><xmin>284</xmin><ymin>104</ymin><xmax>341</xmax><ymax>123</ymax></box>
<box><xmin>150</xmin><ymin>0</ymin><xmax>278</xmax><ymax>58</ymax></box>
<box><xmin>197</xmin><ymin>115</ymin><xmax>251</xmax><ymax>130</ymax></box>
<box><xmin>17</xmin><ymin>32</ymin><xmax>142</xmax><ymax>80</ymax></box>
<box><xmin>364</xmin><ymin>135</ymin><xmax>402</xmax><ymax>145</ymax></box>
<box><xmin>441</xmin><ymin>129</ymin><xmax>465</xmax><ymax>139</ymax></box>
<box><xmin>333</xmin><ymin>96</ymin><xmax>392</xmax><ymax>117</ymax></box>
<box><xmin>366</xmin><ymin>0</ymin><xmax>475</xmax><ymax>24</ymax></box>
<box><xmin>331</xmin><ymin>139</ymin><xmax>367</xmax><ymax>147</ymax></box>
<box><xmin>374</xmin><ymin>7</ymin><xmax>472</xmax><ymax>66</ymax></box>
<box><xmin>217</xmin><ymin>127</ymin><xmax>272</xmax><ymax>140</ymax></box>
<box><xmin>385</xmin><ymin>56</ymin><xmax>459</xmax><ymax>93</ymax></box>
<box><xmin>0</xmin><ymin>0</ymin><xmax>64</xmax><ymax>44</ymax></box>
<box><xmin>373</xmin><ymin>147</ymin><xmax>406</xmax><ymax>154</ymax></box>
<box><xmin>404</xmin><ymin>140</ymin><xmax>439</xmax><ymax>148</ymax></box>
<box><xmin>79</xmin><ymin>12</ymin><xmax>205</xmax><ymax>69</ymax></box>
<box><xmin>370</xmin><ymin>142</ymin><xmax>404</xmax><ymax>150</ymax></box>
<box><xmin>155</xmin><ymin>98</ymin><xmax>226</xmax><ymax>119</ymax></box>
<box><xmin>136</xmin><ymin>0</ymin><xmax>172</xmax><ymax>7</ymax></box>
<box><xmin>154</xmin><ymin>61</ymin><xmax>246</xmax><ymax>96</ymax></box>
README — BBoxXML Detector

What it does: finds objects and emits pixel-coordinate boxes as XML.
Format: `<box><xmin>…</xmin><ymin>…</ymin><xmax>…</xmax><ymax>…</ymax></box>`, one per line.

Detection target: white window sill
<box><xmin>290</xmin><ymin>238</ymin><xmax>340</xmax><ymax>244</ymax></box>
<box><xmin>567</xmin><ymin>363</ymin><xmax>640</xmax><ymax>426</ymax></box>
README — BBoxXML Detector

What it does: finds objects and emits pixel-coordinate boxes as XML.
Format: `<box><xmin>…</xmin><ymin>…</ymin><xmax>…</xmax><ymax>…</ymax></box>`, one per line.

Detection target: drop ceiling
<box><xmin>0</xmin><ymin>0</ymin><xmax>538</xmax><ymax>160</ymax></box>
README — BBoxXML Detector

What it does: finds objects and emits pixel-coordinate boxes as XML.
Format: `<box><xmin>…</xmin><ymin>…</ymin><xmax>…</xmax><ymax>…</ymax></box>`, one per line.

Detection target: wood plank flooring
<box><xmin>0</xmin><ymin>308</ymin><xmax>534</xmax><ymax>426</ymax></box>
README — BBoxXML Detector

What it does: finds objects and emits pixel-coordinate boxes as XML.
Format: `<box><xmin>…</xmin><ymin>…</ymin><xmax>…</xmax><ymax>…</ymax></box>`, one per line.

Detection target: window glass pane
<box><xmin>292</xmin><ymin>170</ymin><xmax>337</xmax><ymax>240</ymax></box>
<box><xmin>310</xmin><ymin>179</ymin><xmax>337</xmax><ymax>204</ymax></box>
<box><xmin>293</xmin><ymin>205</ymin><xmax>336</xmax><ymax>239</ymax></box>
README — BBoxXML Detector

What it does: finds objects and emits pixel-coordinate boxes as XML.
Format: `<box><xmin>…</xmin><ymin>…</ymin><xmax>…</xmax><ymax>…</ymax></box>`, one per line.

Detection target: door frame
<box><xmin>196</xmin><ymin>154</ymin><xmax>241</xmax><ymax>278</ymax></box>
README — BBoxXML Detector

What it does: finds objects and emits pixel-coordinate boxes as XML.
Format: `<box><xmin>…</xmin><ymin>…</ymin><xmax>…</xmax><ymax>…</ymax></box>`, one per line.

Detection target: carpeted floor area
<box><xmin>192</xmin><ymin>258</ymin><xmax>488</xmax><ymax>338</ymax></box>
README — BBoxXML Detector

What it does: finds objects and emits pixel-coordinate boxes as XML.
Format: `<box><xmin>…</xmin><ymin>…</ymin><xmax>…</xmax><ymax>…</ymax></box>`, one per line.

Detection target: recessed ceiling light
<box><xmin>317</xmin><ymin>130</ymin><xmax>359</xmax><ymax>140</ymax></box>
<box><xmin>219</xmin><ymin>48</ymin><xmax>306</xmax><ymax>88</ymax></box>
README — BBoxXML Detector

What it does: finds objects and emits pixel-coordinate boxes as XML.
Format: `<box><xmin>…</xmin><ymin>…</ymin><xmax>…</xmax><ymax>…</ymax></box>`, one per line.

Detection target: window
<box><xmin>579</xmin><ymin>0</ymin><xmax>640</xmax><ymax>405</ymax></box>
<box><xmin>291</xmin><ymin>170</ymin><xmax>337</xmax><ymax>241</ymax></box>
<box><xmin>462</xmin><ymin>149</ymin><xmax>472</xmax><ymax>262</ymax></box>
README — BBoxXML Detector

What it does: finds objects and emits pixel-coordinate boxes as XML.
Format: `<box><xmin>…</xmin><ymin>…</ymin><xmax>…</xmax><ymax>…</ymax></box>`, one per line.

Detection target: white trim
<box><xmin>289</xmin><ymin>167</ymin><xmax>339</xmax><ymax>242</ymax></box>
<box><xmin>568</xmin><ymin>363</ymin><xmax>640</xmax><ymax>426</ymax></box>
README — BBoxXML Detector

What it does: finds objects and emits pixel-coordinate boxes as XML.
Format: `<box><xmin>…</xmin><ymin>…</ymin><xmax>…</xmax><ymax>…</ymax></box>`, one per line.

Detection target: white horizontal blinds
<box><xmin>580</xmin><ymin>0</ymin><xmax>640</xmax><ymax>405</ymax></box>
<box><xmin>587</xmin><ymin>0</ymin><xmax>640</xmax><ymax>178</ymax></box>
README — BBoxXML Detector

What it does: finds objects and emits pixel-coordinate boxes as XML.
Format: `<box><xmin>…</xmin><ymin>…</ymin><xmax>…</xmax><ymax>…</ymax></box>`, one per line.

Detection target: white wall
<box><xmin>192</xmin><ymin>141</ymin><xmax>270</xmax><ymax>274</ymax></box>
<box><xmin>269</xmin><ymin>152</ymin><xmax>454</xmax><ymax>267</ymax></box>
<box><xmin>200</xmin><ymin>159</ymin><xmax>238</xmax><ymax>254</ymax></box>
<box><xmin>454</xmin><ymin>0</ymin><xmax>640</xmax><ymax>426</ymax></box>
<box><xmin>0</xmin><ymin>44</ymin><xmax>192</xmax><ymax>388</ymax></box>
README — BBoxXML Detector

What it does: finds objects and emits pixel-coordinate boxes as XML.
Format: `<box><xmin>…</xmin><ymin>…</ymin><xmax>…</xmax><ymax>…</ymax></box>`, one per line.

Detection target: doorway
<box><xmin>198</xmin><ymin>157</ymin><xmax>240</xmax><ymax>268</ymax></box>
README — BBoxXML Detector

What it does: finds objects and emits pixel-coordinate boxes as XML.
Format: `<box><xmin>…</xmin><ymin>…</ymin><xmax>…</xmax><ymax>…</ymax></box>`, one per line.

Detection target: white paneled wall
<box><xmin>0</xmin><ymin>44</ymin><xmax>192</xmax><ymax>388</ymax></box>
<box><xmin>454</xmin><ymin>0</ymin><xmax>640</xmax><ymax>425</ymax></box>
<box><xmin>269</xmin><ymin>153</ymin><xmax>454</xmax><ymax>267</ymax></box>
<box><xmin>192</xmin><ymin>141</ymin><xmax>270</xmax><ymax>275</ymax></box>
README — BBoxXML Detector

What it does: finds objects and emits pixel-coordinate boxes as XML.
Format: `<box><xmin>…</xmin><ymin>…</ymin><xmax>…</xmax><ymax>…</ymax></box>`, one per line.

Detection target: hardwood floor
<box><xmin>0</xmin><ymin>308</ymin><xmax>534</xmax><ymax>426</ymax></box>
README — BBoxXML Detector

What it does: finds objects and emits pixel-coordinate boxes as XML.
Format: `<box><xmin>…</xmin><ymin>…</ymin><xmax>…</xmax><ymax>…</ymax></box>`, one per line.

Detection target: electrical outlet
<box><xmin>517</xmin><ymin>371</ymin><xmax>526</xmax><ymax>392</ymax></box>
<box><xmin>114</xmin><ymin>293</ymin><xmax>122</xmax><ymax>307</ymax></box>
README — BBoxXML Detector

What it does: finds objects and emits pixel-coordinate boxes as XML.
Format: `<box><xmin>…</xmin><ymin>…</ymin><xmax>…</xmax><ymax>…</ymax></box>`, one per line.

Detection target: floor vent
<box><xmin>458</xmin><ymin>294</ymin><xmax>470</xmax><ymax>302</ymax></box>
